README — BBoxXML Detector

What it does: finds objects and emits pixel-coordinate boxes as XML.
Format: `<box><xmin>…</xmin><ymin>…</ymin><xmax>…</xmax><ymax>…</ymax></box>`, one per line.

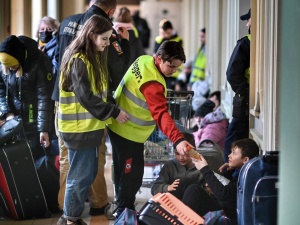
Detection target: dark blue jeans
<box><xmin>224</xmin><ymin>117</ymin><xmax>249</xmax><ymax>162</ymax></box>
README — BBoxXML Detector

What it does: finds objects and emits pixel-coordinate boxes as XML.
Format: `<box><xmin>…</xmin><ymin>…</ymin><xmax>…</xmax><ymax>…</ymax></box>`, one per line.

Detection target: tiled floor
<box><xmin>0</xmin><ymin>141</ymin><xmax>157</xmax><ymax>225</ymax></box>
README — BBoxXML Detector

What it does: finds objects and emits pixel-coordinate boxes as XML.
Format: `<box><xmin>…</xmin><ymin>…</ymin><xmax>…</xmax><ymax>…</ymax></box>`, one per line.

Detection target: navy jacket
<box><xmin>52</xmin><ymin>5</ymin><xmax>131</xmax><ymax>101</ymax></box>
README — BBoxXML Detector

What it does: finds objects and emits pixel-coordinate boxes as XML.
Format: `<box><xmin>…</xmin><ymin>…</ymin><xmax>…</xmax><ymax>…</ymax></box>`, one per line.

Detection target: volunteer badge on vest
<box><xmin>112</xmin><ymin>41</ymin><xmax>123</xmax><ymax>55</ymax></box>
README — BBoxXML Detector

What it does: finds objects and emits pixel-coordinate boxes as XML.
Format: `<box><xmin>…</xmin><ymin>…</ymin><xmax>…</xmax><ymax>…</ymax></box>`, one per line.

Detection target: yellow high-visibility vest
<box><xmin>108</xmin><ymin>55</ymin><xmax>167</xmax><ymax>143</ymax></box>
<box><xmin>58</xmin><ymin>53</ymin><xmax>111</xmax><ymax>133</ymax></box>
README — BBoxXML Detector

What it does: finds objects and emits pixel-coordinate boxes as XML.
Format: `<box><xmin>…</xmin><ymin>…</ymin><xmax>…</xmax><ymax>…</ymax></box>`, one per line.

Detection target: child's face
<box><xmin>175</xmin><ymin>150</ymin><xmax>192</xmax><ymax>166</ymax></box>
<box><xmin>228</xmin><ymin>147</ymin><xmax>248</xmax><ymax>169</ymax></box>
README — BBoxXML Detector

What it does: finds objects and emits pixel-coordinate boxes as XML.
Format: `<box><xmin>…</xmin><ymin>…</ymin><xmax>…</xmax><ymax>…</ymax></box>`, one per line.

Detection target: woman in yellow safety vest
<box><xmin>57</xmin><ymin>15</ymin><xmax>129</xmax><ymax>225</ymax></box>
<box><xmin>107</xmin><ymin>41</ymin><xmax>194</xmax><ymax>219</ymax></box>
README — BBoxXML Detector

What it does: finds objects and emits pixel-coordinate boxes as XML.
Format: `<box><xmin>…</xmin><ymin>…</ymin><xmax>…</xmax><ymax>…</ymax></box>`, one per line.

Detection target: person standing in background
<box><xmin>36</xmin><ymin>16</ymin><xmax>60</xmax><ymax>81</ymax></box>
<box><xmin>154</xmin><ymin>19</ymin><xmax>183</xmax><ymax>90</ymax></box>
<box><xmin>113</xmin><ymin>6</ymin><xmax>145</xmax><ymax>65</ymax></box>
<box><xmin>224</xmin><ymin>9</ymin><xmax>251</xmax><ymax>161</ymax></box>
<box><xmin>132</xmin><ymin>10</ymin><xmax>151</xmax><ymax>50</ymax></box>
<box><xmin>189</xmin><ymin>28</ymin><xmax>206</xmax><ymax>84</ymax></box>
<box><xmin>53</xmin><ymin>0</ymin><xmax>131</xmax><ymax>216</ymax></box>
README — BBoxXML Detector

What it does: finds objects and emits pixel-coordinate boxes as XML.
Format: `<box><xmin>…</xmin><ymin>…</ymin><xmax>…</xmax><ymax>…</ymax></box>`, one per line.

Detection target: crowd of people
<box><xmin>0</xmin><ymin>0</ymin><xmax>255</xmax><ymax>224</ymax></box>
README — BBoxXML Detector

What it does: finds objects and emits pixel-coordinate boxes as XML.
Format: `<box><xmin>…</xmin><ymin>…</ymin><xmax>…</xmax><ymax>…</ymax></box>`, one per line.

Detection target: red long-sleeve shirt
<box><xmin>140</xmin><ymin>81</ymin><xmax>184</xmax><ymax>146</ymax></box>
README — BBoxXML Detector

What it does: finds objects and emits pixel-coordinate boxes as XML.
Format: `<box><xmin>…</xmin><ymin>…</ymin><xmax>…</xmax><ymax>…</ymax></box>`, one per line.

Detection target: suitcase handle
<box><xmin>263</xmin><ymin>151</ymin><xmax>279</xmax><ymax>163</ymax></box>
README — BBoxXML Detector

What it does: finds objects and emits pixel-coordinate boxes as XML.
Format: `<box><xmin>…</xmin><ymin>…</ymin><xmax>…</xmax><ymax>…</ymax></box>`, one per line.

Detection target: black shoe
<box><xmin>89</xmin><ymin>203</ymin><xmax>109</xmax><ymax>216</ymax></box>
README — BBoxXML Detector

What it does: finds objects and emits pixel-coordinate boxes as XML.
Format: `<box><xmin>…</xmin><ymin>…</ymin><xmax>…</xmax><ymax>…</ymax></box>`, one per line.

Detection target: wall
<box><xmin>278</xmin><ymin>0</ymin><xmax>300</xmax><ymax>224</ymax></box>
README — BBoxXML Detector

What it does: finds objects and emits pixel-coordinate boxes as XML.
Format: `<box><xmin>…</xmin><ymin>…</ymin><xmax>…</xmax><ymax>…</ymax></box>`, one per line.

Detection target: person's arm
<box><xmin>0</xmin><ymin>74</ymin><xmax>10</xmax><ymax>117</ymax></box>
<box><xmin>226</xmin><ymin>37</ymin><xmax>250</xmax><ymax>97</ymax></box>
<box><xmin>70</xmin><ymin>58</ymin><xmax>120</xmax><ymax>120</ymax></box>
<box><xmin>140</xmin><ymin>81</ymin><xmax>184</xmax><ymax>146</ymax></box>
<box><xmin>151</xmin><ymin>162</ymin><xmax>172</xmax><ymax>195</ymax></box>
<box><xmin>193</xmin><ymin>156</ymin><xmax>237</xmax><ymax>202</ymax></box>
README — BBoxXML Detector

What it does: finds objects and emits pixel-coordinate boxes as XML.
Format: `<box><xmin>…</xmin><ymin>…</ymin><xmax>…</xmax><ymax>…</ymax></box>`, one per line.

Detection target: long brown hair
<box><xmin>60</xmin><ymin>15</ymin><xmax>112</xmax><ymax>94</ymax></box>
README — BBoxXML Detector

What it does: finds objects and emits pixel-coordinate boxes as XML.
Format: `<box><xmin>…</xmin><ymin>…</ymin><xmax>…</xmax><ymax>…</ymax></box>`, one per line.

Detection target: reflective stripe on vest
<box><xmin>108</xmin><ymin>56</ymin><xmax>167</xmax><ymax>143</ymax></box>
<box><xmin>190</xmin><ymin>47</ymin><xmax>206</xmax><ymax>82</ymax></box>
<box><xmin>58</xmin><ymin>53</ymin><xmax>111</xmax><ymax>133</ymax></box>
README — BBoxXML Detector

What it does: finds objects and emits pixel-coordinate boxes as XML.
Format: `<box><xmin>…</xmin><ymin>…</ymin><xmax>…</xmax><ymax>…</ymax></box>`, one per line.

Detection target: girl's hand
<box><xmin>116</xmin><ymin>110</ymin><xmax>129</xmax><ymax>124</ymax></box>
<box><xmin>40</xmin><ymin>132</ymin><xmax>50</xmax><ymax>148</ymax></box>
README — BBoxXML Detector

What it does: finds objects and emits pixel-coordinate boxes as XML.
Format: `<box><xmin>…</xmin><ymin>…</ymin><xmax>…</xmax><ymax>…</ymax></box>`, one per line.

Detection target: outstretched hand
<box><xmin>176</xmin><ymin>140</ymin><xmax>194</xmax><ymax>156</ymax></box>
<box><xmin>192</xmin><ymin>154</ymin><xmax>208</xmax><ymax>170</ymax></box>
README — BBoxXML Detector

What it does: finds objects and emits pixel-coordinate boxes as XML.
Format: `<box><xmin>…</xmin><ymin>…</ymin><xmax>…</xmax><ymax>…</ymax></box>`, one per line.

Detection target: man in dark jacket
<box><xmin>53</xmin><ymin>0</ymin><xmax>131</xmax><ymax>221</ymax></box>
<box><xmin>224</xmin><ymin>9</ymin><xmax>251</xmax><ymax>161</ymax></box>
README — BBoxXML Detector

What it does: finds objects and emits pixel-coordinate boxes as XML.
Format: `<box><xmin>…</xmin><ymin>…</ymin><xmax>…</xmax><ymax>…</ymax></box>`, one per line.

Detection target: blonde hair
<box><xmin>1</xmin><ymin>64</ymin><xmax>23</xmax><ymax>77</ymax></box>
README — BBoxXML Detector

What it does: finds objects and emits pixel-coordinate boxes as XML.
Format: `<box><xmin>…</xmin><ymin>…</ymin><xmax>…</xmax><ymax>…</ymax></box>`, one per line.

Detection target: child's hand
<box><xmin>192</xmin><ymin>154</ymin><xmax>208</xmax><ymax>170</ymax></box>
<box><xmin>167</xmin><ymin>179</ymin><xmax>180</xmax><ymax>192</ymax></box>
<box><xmin>218</xmin><ymin>163</ymin><xmax>233</xmax><ymax>173</ymax></box>
<box><xmin>205</xmin><ymin>183</ymin><xmax>214</xmax><ymax>196</ymax></box>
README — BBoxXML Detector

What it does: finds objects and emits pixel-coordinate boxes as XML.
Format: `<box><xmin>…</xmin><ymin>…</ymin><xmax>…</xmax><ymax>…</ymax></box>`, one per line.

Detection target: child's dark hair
<box><xmin>231</xmin><ymin>138</ymin><xmax>259</xmax><ymax>159</ymax></box>
<box><xmin>156</xmin><ymin>41</ymin><xmax>186</xmax><ymax>64</ymax></box>
<box><xmin>174</xmin><ymin>132</ymin><xmax>195</xmax><ymax>149</ymax></box>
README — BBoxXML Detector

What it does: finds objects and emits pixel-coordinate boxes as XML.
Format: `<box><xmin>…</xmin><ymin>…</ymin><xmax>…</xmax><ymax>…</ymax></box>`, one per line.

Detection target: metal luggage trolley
<box><xmin>143</xmin><ymin>90</ymin><xmax>194</xmax><ymax>187</ymax></box>
<box><xmin>104</xmin><ymin>90</ymin><xmax>194</xmax><ymax>220</ymax></box>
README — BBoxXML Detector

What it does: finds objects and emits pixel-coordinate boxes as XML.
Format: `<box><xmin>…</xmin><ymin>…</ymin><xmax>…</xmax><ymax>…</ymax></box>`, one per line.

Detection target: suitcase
<box><xmin>0</xmin><ymin>139</ymin><xmax>50</xmax><ymax>220</ymax></box>
<box><xmin>237</xmin><ymin>151</ymin><xmax>279</xmax><ymax>225</ymax></box>
<box><xmin>138</xmin><ymin>192</ymin><xmax>204</xmax><ymax>225</ymax></box>
<box><xmin>196</xmin><ymin>139</ymin><xmax>224</xmax><ymax>173</ymax></box>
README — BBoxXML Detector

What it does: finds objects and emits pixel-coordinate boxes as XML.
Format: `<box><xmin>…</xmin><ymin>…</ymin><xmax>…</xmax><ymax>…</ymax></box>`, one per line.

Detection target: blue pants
<box><xmin>63</xmin><ymin>147</ymin><xmax>99</xmax><ymax>221</ymax></box>
<box><xmin>224</xmin><ymin>117</ymin><xmax>249</xmax><ymax>162</ymax></box>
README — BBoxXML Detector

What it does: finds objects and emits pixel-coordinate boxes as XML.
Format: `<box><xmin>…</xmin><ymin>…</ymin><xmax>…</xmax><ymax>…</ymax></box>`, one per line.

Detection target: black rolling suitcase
<box><xmin>0</xmin><ymin>139</ymin><xmax>50</xmax><ymax>220</ymax></box>
<box><xmin>237</xmin><ymin>151</ymin><xmax>279</xmax><ymax>225</ymax></box>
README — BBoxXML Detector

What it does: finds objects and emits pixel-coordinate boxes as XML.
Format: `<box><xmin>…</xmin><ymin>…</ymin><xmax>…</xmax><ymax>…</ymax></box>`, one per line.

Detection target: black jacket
<box><xmin>0</xmin><ymin>36</ymin><xmax>54</xmax><ymax>133</ymax></box>
<box><xmin>226</xmin><ymin>36</ymin><xmax>250</xmax><ymax>98</ymax></box>
<box><xmin>200</xmin><ymin>166</ymin><xmax>238</xmax><ymax>225</ymax></box>
<box><xmin>52</xmin><ymin>5</ymin><xmax>131</xmax><ymax>101</ymax></box>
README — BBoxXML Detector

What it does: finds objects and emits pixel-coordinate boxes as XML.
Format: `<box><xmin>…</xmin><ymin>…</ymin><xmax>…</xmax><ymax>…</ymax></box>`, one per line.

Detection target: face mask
<box><xmin>39</xmin><ymin>31</ymin><xmax>53</xmax><ymax>43</ymax></box>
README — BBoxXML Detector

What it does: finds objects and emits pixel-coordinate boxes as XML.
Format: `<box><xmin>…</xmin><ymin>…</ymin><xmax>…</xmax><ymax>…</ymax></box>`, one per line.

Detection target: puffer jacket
<box><xmin>193</xmin><ymin>107</ymin><xmax>228</xmax><ymax>149</ymax></box>
<box><xmin>0</xmin><ymin>36</ymin><xmax>54</xmax><ymax>133</ymax></box>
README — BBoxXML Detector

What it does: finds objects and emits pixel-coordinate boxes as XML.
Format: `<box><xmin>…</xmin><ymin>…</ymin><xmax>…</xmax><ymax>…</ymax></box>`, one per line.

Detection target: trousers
<box><xmin>55</xmin><ymin>102</ymin><xmax>108</xmax><ymax>210</ymax></box>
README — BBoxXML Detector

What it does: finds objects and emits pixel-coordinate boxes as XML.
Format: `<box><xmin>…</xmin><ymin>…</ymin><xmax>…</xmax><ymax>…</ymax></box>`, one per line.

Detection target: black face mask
<box><xmin>39</xmin><ymin>31</ymin><xmax>53</xmax><ymax>43</ymax></box>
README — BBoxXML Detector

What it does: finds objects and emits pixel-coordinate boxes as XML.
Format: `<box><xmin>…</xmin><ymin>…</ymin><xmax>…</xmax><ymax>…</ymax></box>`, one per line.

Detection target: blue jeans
<box><xmin>63</xmin><ymin>147</ymin><xmax>99</xmax><ymax>221</ymax></box>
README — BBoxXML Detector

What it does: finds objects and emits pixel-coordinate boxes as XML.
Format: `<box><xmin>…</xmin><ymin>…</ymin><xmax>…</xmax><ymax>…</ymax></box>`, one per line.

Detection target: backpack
<box><xmin>204</xmin><ymin>210</ymin><xmax>232</xmax><ymax>225</ymax></box>
<box><xmin>114</xmin><ymin>208</ymin><xmax>139</xmax><ymax>225</ymax></box>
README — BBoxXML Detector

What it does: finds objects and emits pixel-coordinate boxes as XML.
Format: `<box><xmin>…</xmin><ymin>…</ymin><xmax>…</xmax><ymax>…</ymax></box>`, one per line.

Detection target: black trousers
<box><xmin>182</xmin><ymin>184</ymin><xmax>222</xmax><ymax>216</ymax></box>
<box><xmin>107</xmin><ymin>128</ymin><xmax>144</xmax><ymax>216</ymax></box>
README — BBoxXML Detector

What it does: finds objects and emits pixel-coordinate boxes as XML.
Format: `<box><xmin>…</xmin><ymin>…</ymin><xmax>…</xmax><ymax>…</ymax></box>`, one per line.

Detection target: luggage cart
<box><xmin>143</xmin><ymin>90</ymin><xmax>194</xmax><ymax>187</ymax></box>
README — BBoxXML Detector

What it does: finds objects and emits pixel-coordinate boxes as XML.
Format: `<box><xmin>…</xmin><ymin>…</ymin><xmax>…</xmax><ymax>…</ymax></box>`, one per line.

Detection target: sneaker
<box><xmin>89</xmin><ymin>203</ymin><xmax>109</xmax><ymax>216</ymax></box>
<box><xmin>57</xmin><ymin>216</ymin><xmax>87</xmax><ymax>225</ymax></box>
<box><xmin>57</xmin><ymin>216</ymin><xmax>66</xmax><ymax>225</ymax></box>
